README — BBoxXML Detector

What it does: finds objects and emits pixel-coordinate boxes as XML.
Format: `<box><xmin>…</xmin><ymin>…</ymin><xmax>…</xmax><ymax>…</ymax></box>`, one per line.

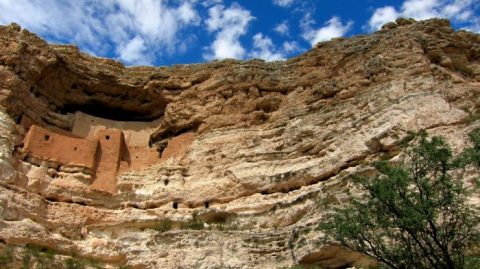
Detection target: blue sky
<box><xmin>0</xmin><ymin>0</ymin><xmax>479</xmax><ymax>66</ymax></box>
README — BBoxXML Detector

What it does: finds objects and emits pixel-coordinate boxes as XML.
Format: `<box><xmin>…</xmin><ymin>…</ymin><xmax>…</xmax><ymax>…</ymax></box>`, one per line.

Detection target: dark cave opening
<box><xmin>59</xmin><ymin>101</ymin><xmax>160</xmax><ymax>122</ymax></box>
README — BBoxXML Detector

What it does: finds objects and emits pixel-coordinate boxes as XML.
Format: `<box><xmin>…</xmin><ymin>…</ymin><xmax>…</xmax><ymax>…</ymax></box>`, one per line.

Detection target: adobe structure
<box><xmin>2</xmin><ymin>19</ymin><xmax>480</xmax><ymax>269</ymax></box>
<box><xmin>21</xmin><ymin>112</ymin><xmax>165</xmax><ymax>193</ymax></box>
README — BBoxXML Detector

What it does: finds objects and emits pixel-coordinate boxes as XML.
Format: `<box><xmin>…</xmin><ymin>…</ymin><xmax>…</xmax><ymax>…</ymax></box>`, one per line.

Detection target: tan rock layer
<box><xmin>0</xmin><ymin>18</ymin><xmax>479</xmax><ymax>268</ymax></box>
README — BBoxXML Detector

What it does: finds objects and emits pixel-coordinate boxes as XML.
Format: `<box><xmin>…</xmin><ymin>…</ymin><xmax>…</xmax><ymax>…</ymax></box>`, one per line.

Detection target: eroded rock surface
<box><xmin>0</xmin><ymin>18</ymin><xmax>479</xmax><ymax>268</ymax></box>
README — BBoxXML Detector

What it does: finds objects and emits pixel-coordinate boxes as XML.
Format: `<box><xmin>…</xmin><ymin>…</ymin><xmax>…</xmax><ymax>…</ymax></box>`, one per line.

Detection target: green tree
<box><xmin>318</xmin><ymin>130</ymin><xmax>480</xmax><ymax>269</ymax></box>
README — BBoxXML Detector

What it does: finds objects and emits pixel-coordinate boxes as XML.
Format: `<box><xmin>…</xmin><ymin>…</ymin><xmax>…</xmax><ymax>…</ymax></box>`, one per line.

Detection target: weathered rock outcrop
<box><xmin>0</xmin><ymin>18</ymin><xmax>479</xmax><ymax>268</ymax></box>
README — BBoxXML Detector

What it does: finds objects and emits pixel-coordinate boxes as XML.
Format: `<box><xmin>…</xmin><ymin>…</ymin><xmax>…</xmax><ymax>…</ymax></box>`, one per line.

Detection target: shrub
<box><xmin>181</xmin><ymin>219</ymin><xmax>205</xmax><ymax>230</ymax></box>
<box><xmin>318</xmin><ymin>130</ymin><xmax>480</xmax><ymax>269</ymax></box>
<box><xmin>0</xmin><ymin>246</ymin><xmax>13</xmax><ymax>266</ymax></box>
<box><xmin>65</xmin><ymin>257</ymin><xmax>87</xmax><ymax>269</ymax></box>
<box><xmin>22</xmin><ymin>244</ymin><xmax>56</xmax><ymax>269</ymax></box>
<box><xmin>154</xmin><ymin>219</ymin><xmax>172</xmax><ymax>232</ymax></box>
<box><xmin>464</xmin><ymin>255</ymin><xmax>480</xmax><ymax>269</ymax></box>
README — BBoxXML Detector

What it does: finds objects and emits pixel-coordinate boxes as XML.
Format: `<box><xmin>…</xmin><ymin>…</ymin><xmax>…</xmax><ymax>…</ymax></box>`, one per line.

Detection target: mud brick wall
<box><xmin>24</xmin><ymin>125</ymin><xmax>98</xmax><ymax>169</ymax></box>
<box><xmin>91</xmin><ymin>129</ymin><xmax>124</xmax><ymax>193</ymax></box>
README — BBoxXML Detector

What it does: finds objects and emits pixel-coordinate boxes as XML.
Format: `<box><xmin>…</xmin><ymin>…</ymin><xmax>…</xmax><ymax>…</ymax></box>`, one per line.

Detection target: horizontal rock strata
<box><xmin>0</xmin><ymin>18</ymin><xmax>479</xmax><ymax>268</ymax></box>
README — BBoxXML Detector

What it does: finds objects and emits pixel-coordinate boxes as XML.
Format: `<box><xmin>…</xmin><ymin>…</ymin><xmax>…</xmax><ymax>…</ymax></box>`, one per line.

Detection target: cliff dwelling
<box><xmin>20</xmin><ymin>111</ymin><xmax>171</xmax><ymax>193</ymax></box>
<box><xmin>1</xmin><ymin>19</ymin><xmax>480</xmax><ymax>269</ymax></box>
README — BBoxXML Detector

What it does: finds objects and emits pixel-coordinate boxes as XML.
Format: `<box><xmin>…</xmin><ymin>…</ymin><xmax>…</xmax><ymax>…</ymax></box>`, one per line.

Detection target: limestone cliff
<box><xmin>0</xmin><ymin>18</ymin><xmax>479</xmax><ymax>268</ymax></box>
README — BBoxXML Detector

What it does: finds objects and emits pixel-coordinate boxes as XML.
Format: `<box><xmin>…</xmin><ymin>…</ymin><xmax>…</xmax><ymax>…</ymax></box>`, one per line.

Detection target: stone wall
<box><xmin>23</xmin><ymin>125</ymin><xmax>98</xmax><ymax>169</ymax></box>
<box><xmin>22</xmin><ymin>113</ymin><xmax>165</xmax><ymax>193</ymax></box>
<box><xmin>72</xmin><ymin>111</ymin><xmax>160</xmax><ymax>146</ymax></box>
<box><xmin>160</xmin><ymin>132</ymin><xmax>195</xmax><ymax>161</ymax></box>
<box><xmin>73</xmin><ymin>111</ymin><xmax>164</xmax><ymax>182</ymax></box>
<box><xmin>119</xmin><ymin>146</ymin><xmax>160</xmax><ymax>172</ymax></box>
<box><xmin>91</xmin><ymin>129</ymin><xmax>123</xmax><ymax>193</ymax></box>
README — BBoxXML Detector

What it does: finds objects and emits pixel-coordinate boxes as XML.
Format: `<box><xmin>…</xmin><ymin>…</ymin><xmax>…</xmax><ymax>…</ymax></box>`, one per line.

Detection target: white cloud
<box><xmin>282</xmin><ymin>41</ymin><xmax>301</xmax><ymax>54</ymax></box>
<box><xmin>466</xmin><ymin>17</ymin><xmax>480</xmax><ymax>32</ymax></box>
<box><xmin>302</xmin><ymin>16</ymin><xmax>353</xmax><ymax>46</ymax></box>
<box><xmin>201</xmin><ymin>0</ymin><xmax>223</xmax><ymax>8</ymax></box>
<box><xmin>0</xmin><ymin>0</ymin><xmax>201</xmax><ymax>65</ymax></box>
<box><xmin>273</xmin><ymin>0</ymin><xmax>295</xmax><ymax>7</ymax></box>
<box><xmin>108</xmin><ymin>0</ymin><xmax>201</xmax><ymax>63</ymax></box>
<box><xmin>401</xmin><ymin>0</ymin><xmax>439</xmax><ymax>19</ymax></box>
<box><xmin>117</xmin><ymin>36</ymin><xmax>151</xmax><ymax>65</ymax></box>
<box><xmin>249</xmin><ymin>33</ymin><xmax>285</xmax><ymax>61</ymax></box>
<box><xmin>248</xmin><ymin>34</ymin><xmax>303</xmax><ymax>61</ymax></box>
<box><xmin>368</xmin><ymin>6</ymin><xmax>399</xmax><ymax>31</ymax></box>
<box><xmin>203</xmin><ymin>3</ymin><xmax>254</xmax><ymax>60</ymax></box>
<box><xmin>442</xmin><ymin>0</ymin><xmax>474</xmax><ymax>20</ymax></box>
<box><xmin>274</xmin><ymin>21</ymin><xmax>290</xmax><ymax>36</ymax></box>
<box><xmin>177</xmin><ymin>2</ymin><xmax>201</xmax><ymax>24</ymax></box>
<box><xmin>368</xmin><ymin>0</ymin><xmax>479</xmax><ymax>32</ymax></box>
<box><xmin>0</xmin><ymin>1</ymin><xmax>107</xmax><ymax>51</ymax></box>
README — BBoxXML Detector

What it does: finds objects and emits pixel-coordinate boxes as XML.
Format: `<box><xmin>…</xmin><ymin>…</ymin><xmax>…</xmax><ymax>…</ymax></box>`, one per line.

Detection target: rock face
<box><xmin>0</xmin><ymin>18</ymin><xmax>479</xmax><ymax>268</ymax></box>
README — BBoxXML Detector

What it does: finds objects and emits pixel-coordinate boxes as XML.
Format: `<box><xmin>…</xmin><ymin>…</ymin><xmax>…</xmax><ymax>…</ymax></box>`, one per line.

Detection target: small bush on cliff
<box><xmin>0</xmin><ymin>246</ymin><xmax>13</xmax><ymax>266</ymax></box>
<box><xmin>64</xmin><ymin>257</ymin><xmax>87</xmax><ymax>269</ymax></box>
<box><xmin>22</xmin><ymin>244</ymin><xmax>56</xmax><ymax>269</ymax></box>
<box><xmin>319</xmin><ymin>130</ymin><xmax>480</xmax><ymax>269</ymax></box>
<box><xmin>181</xmin><ymin>219</ymin><xmax>205</xmax><ymax>230</ymax></box>
<box><xmin>154</xmin><ymin>219</ymin><xmax>172</xmax><ymax>232</ymax></box>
